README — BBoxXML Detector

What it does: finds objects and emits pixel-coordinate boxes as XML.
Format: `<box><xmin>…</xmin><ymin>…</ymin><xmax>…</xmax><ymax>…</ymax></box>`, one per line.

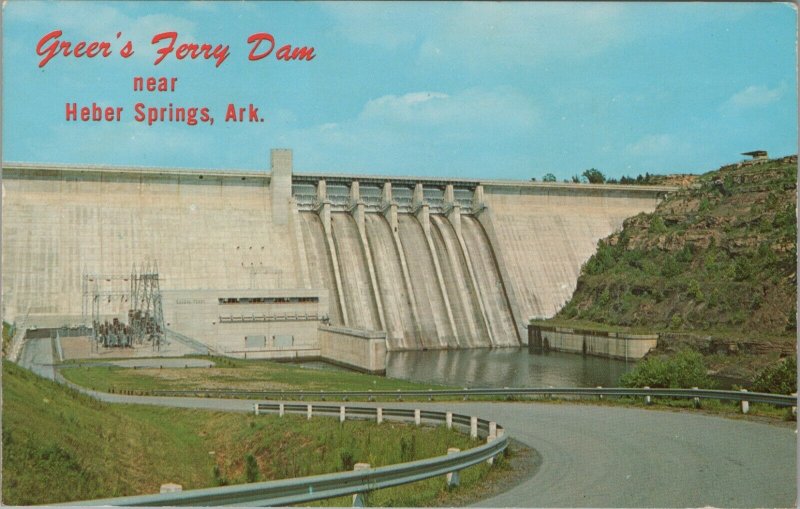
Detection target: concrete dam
<box><xmin>2</xmin><ymin>149</ymin><xmax>670</xmax><ymax>371</ymax></box>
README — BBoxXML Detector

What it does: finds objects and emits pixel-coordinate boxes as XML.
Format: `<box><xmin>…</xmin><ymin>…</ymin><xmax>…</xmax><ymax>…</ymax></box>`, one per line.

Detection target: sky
<box><xmin>2</xmin><ymin>1</ymin><xmax>797</xmax><ymax>181</ymax></box>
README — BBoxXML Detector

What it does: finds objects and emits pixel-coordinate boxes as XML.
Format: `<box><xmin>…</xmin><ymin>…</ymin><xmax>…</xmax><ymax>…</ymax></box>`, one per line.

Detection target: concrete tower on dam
<box><xmin>2</xmin><ymin>149</ymin><xmax>670</xmax><ymax>370</ymax></box>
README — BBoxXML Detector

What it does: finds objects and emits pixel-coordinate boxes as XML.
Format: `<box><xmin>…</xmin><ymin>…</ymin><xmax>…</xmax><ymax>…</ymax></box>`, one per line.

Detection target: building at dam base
<box><xmin>2</xmin><ymin>150</ymin><xmax>670</xmax><ymax>370</ymax></box>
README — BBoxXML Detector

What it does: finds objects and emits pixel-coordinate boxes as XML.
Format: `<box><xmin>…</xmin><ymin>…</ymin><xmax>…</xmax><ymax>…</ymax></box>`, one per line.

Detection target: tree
<box><xmin>619</xmin><ymin>349</ymin><xmax>715</xmax><ymax>389</ymax></box>
<box><xmin>582</xmin><ymin>168</ymin><xmax>606</xmax><ymax>184</ymax></box>
<box><xmin>542</xmin><ymin>173</ymin><xmax>557</xmax><ymax>182</ymax></box>
<box><xmin>752</xmin><ymin>357</ymin><xmax>797</xmax><ymax>394</ymax></box>
<box><xmin>571</xmin><ymin>175</ymin><xmax>581</xmax><ymax>183</ymax></box>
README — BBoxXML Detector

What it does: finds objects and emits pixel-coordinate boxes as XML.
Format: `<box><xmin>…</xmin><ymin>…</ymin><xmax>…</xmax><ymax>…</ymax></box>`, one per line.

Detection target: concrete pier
<box><xmin>528</xmin><ymin>324</ymin><xmax>658</xmax><ymax>360</ymax></box>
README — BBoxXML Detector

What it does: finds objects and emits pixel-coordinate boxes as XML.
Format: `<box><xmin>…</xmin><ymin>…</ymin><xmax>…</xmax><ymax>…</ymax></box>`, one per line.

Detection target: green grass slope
<box><xmin>2</xmin><ymin>360</ymin><xmax>492</xmax><ymax>506</ymax></box>
<box><xmin>555</xmin><ymin>156</ymin><xmax>797</xmax><ymax>342</ymax></box>
<box><xmin>2</xmin><ymin>360</ymin><xmax>214</xmax><ymax>504</ymax></box>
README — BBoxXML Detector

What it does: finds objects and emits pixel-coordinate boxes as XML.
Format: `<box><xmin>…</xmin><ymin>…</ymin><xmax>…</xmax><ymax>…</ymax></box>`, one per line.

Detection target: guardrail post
<box><xmin>279</xmin><ymin>403</ymin><xmax>285</xmax><ymax>417</ymax></box>
<box><xmin>428</xmin><ymin>389</ymin><xmax>433</xmax><ymax>401</ymax></box>
<box><xmin>446</xmin><ymin>448</ymin><xmax>460</xmax><ymax>488</ymax></box>
<box><xmin>254</xmin><ymin>403</ymin><xmax>260</xmax><ymax>416</ymax></box>
<box><xmin>486</xmin><ymin>435</ymin><xmax>496</xmax><ymax>466</ymax></box>
<box><xmin>470</xmin><ymin>417</ymin><xmax>478</xmax><ymax>439</ymax></box>
<box><xmin>340</xmin><ymin>406</ymin><xmax>346</xmax><ymax>423</ymax></box>
<box><xmin>396</xmin><ymin>389</ymin><xmax>402</xmax><ymax>401</ymax></box>
<box><xmin>368</xmin><ymin>390</ymin><xmax>373</xmax><ymax>402</ymax></box>
<box><xmin>692</xmin><ymin>387</ymin><xmax>701</xmax><ymax>409</ymax></box>
<box><xmin>160</xmin><ymin>483</ymin><xmax>182</xmax><ymax>493</ymax></box>
<box><xmin>446</xmin><ymin>412</ymin><xmax>453</xmax><ymax>429</ymax></box>
<box><xmin>414</xmin><ymin>409</ymin><xmax>421</xmax><ymax>426</ymax></box>
<box><xmin>352</xmin><ymin>463</ymin><xmax>370</xmax><ymax>507</ymax></box>
<box><xmin>307</xmin><ymin>404</ymin><xmax>313</xmax><ymax>420</ymax></box>
<box><xmin>644</xmin><ymin>386</ymin><xmax>652</xmax><ymax>405</ymax></box>
<box><xmin>792</xmin><ymin>393</ymin><xmax>797</xmax><ymax>417</ymax></box>
<box><xmin>377</xmin><ymin>407</ymin><xmax>383</xmax><ymax>424</ymax></box>
<box><xmin>489</xmin><ymin>421</ymin><xmax>497</xmax><ymax>439</ymax></box>
<box><xmin>547</xmin><ymin>386</ymin><xmax>553</xmax><ymax>400</ymax></box>
<box><xmin>740</xmin><ymin>389</ymin><xmax>749</xmax><ymax>414</ymax></box>
<box><xmin>463</xmin><ymin>388</ymin><xmax>469</xmax><ymax>401</ymax></box>
<box><xmin>597</xmin><ymin>386</ymin><xmax>603</xmax><ymax>400</ymax></box>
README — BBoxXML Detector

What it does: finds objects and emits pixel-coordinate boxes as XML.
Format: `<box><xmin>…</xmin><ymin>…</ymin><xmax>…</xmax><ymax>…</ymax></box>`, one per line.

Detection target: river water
<box><xmin>385</xmin><ymin>348</ymin><xmax>635</xmax><ymax>388</ymax></box>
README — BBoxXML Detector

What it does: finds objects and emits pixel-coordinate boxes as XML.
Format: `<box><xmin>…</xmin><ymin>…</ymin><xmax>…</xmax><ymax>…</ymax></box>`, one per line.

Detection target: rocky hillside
<box><xmin>557</xmin><ymin>155</ymin><xmax>797</xmax><ymax>347</ymax></box>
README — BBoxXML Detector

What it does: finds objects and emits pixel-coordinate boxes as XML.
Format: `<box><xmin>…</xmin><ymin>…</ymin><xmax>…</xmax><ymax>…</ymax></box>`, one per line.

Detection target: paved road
<box><xmin>59</xmin><ymin>387</ymin><xmax>796</xmax><ymax>507</ymax></box>
<box><xmin>18</xmin><ymin>340</ymin><xmax>799</xmax><ymax>507</ymax></box>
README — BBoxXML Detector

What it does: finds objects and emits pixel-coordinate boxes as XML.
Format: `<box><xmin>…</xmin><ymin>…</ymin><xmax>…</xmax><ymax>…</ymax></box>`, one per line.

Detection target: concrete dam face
<box><xmin>2</xmin><ymin>149</ymin><xmax>669</xmax><ymax>364</ymax></box>
<box><xmin>299</xmin><ymin>210</ymin><xmax>515</xmax><ymax>350</ymax></box>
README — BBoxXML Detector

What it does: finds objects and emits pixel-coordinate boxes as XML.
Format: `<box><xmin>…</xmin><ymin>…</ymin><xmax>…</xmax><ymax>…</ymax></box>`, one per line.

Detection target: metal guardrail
<box><xmin>61</xmin><ymin>404</ymin><xmax>506</xmax><ymax>507</ymax></box>
<box><xmin>146</xmin><ymin>386</ymin><xmax>798</xmax><ymax>407</ymax></box>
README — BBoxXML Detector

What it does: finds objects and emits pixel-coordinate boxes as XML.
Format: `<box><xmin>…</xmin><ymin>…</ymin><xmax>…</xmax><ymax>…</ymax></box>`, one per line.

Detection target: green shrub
<box><xmin>752</xmin><ymin>357</ymin><xmax>797</xmax><ymax>394</ymax></box>
<box><xmin>661</xmin><ymin>255</ymin><xmax>682</xmax><ymax>278</ymax></box>
<box><xmin>733</xmin><ymin>256</ymin><xmax>754</xmax><ymax>282</ymax></box>
<box><xmin>212</xmin><ymin>464</ymin><xmax>228</xmax><ymax>486</ymax></box>
<box><xmin>687</xmin><ymin>279</ymin><xmax>704</xmax><ymax>302</ymax></box>
<box><xmin>338</xmin><ymin>449</ymin><xmax>355</xmax><ymax>471</ymax></box>
<box><xmin>244</xmin><ymin>454</ymin><xmax>259</xmax><ymax>483</ymax></box>
<box><xmin>620</xmin><ymin>349</ymin><xmax>715</xmax><ymax>389</ymax></box>
<box><xmin>649</xmin><ymin>216</ymin><xmax>667</xmax><ymax>234</ymax></box>
<box><xmin>585</xmin><ymin>242</ymin><xmax>616</xmax><ymax>275</ymax></box>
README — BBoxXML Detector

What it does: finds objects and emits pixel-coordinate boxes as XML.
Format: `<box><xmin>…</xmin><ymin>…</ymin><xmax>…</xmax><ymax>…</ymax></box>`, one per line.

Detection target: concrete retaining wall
<box><xmin>528</xmin><ymin>324</ymin><xmax>657</xmax><ymax>360</ymax></box>
<box><xmin>319</xmin><ymin>325</ymin><xmax>387</xmax><ymax>374</ymax></box>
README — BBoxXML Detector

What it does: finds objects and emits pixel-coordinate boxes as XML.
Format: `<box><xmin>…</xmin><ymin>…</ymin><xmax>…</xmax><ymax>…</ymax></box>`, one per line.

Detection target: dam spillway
<box><xmin>364</xmin><ymin>214</ymin><xmax>419</xmax><ymax>350</ymax></box>
<box><xmin>301</xmin><ymin>210</ymin><xmax>506</xmax><ymax>350</ymax></box>
<box><xmin>1</xmin><ymin>149</ymin><xmax>672</xmax><ymax>361</ymax></box>
<box><xmin>397</xmin><ymin>214</ymin><xmax>455</xmax><ymax>349</ymax></box>
<box><xmin>460</xmin><ymin>215</ymin><xmax>518</xmax><ymax>348</ymax></box>
<box><xmin>430</xmin><ymin>214</ymin><xmax>489</xmax><ymax>349</ymax></box>
<box><xmin>329</xmin><ymin>213</ymin><xmax>382</xmax><ymax>332</ymax></box>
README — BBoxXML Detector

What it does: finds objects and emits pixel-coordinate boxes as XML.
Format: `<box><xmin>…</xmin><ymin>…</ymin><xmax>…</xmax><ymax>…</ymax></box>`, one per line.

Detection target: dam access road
<box><xmin>21</xmin><ymin>338</ymin><xmax>797</xmax><ymax>508</ymax></box>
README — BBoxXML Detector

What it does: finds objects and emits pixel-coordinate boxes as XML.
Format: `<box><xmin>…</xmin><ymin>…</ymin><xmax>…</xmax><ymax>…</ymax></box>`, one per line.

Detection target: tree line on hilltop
<box><xmin>533</xmin><ymin>168</ymin><xmax>663</xmax><ymax>185</ymax></box>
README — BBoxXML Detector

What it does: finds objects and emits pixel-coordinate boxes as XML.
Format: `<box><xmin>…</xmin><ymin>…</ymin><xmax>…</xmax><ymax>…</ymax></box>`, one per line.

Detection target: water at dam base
<box><xmin>385</xmin><ymin>348</ymin><xmax>635</xmax><ymax>388</ymax></box>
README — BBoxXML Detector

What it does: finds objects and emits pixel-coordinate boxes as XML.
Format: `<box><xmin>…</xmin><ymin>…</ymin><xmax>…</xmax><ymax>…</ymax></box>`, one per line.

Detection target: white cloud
<box><xmin>277</xmin><ymin>87</ymin><xmax>538</xmax><ymax>175</ymax></box>
<box><xmin>625</xmin><ymin>134</ymin><xmax>690</xmax><ymax>157</ymax></box>
<box><xmin>359</xmin><ymin>88</ymin><xmax>536</xmax><ymax>129</ymax></box>
<box><xmin>722</xmin><ymin>83</ymin><xmax>788</xmax><ymax>112</ymax></box>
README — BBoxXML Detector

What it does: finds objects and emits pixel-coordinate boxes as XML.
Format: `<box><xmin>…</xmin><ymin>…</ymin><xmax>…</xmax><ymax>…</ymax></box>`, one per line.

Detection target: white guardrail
<box><xmin>59</xmin><ymin>404</ymin><xmax>507</xmax><ymax>507</ymax></box>
<box><xmin>145</xmin><ymin>386</ymin><xmax>798</xmax><ymax>411</ymax></box>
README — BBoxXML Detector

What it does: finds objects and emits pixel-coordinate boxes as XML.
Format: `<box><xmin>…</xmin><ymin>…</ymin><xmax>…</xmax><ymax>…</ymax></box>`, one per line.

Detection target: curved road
<box><xmin>21</xmin><ymin>338</ymin><xmax>799</xmax><ymax>507</ymax></box>
<box><xmin>68</xmin><ymin>388</ymin><xmax>796</xmax><ymax>507</ymax></box>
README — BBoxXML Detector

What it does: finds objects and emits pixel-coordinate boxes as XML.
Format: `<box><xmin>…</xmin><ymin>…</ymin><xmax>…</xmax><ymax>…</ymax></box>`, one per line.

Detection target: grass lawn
<box><xmin>60</xmin><ymin>355</ymin><xmax>455</xmax><ymax>393</ymax></box>
<box><xmin>2</xmin><ymin>360</ymin><xmax>504</xmax><ymax>506</ymax></box>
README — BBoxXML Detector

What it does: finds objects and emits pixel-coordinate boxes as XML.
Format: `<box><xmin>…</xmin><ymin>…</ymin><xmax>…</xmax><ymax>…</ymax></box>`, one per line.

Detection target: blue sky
<box><xmin>2</xmin><ymin>1</ymin><xmax>797</xmax><ymax>180</ymax></box>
